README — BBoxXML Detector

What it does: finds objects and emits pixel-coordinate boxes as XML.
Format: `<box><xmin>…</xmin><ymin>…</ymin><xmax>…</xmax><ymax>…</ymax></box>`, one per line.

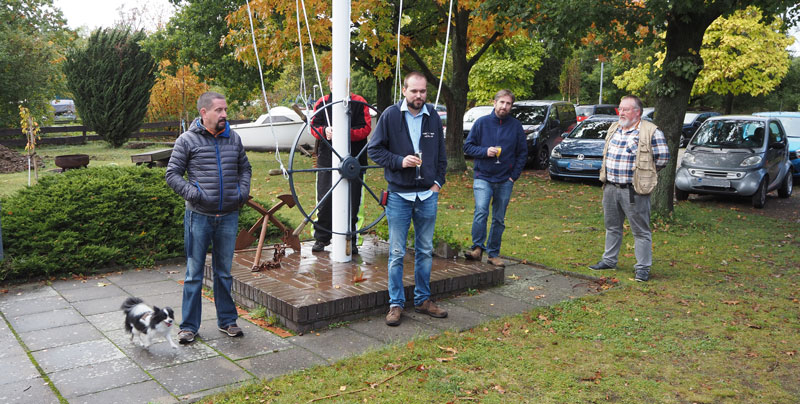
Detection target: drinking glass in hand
<box><xmin>414</xmin><ymin>152</ymin><xmax>423</xmax><ymax>180</ymax></box>
<box><xmin>494</xmin><ymin>146</ymin><xmax>502</xmax><ymax>164</ymax></box>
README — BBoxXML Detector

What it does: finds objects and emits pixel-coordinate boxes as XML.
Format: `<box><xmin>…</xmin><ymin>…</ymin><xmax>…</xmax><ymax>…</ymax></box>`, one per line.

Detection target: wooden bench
<box><xmin>131</xmin><ymin>148</ymin><xmax>173</xmax><ymax>167</ymax></box>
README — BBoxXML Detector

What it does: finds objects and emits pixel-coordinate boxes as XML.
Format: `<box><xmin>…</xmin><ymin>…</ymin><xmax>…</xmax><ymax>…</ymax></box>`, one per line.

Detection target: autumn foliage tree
<box><xmin>146</xmin><ymin>61</ymin><xmax>209</xmax><ymax>123</ymax></box>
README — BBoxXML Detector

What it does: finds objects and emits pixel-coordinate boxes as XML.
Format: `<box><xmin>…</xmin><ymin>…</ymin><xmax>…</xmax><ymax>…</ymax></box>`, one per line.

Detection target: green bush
<box><xmin>0</xmin><ymin>166</ymin><xmax>292</xmax><ymax>282</ymax></box>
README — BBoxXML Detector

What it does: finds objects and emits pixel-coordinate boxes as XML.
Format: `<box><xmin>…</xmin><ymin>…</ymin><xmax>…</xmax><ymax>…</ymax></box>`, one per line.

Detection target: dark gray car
<box><xmin>511</xmin><ymin>100</ymin><xmax>577</xmax><ymax>169</ymax></box>
<box><xmin>675</xmin><ymin>115</ymin><xmax>793</xmax><ymax>208</ymax></box>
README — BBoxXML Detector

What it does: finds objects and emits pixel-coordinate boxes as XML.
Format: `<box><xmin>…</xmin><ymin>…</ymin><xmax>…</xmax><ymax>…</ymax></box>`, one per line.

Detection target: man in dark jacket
<box><xmin>463</xmin><ymin>89</ymin><xmax>527</xmax><ymax>268</ymax></box>
<box><xmin>310</xmin><ymin>75</ymin><xmax>372</xmax><ymax>254</ymax></box>
<box><xmin>368</xmin><ymin>71</ymin><xmax>448</xmax><ymax>326</ymax></box>
<box><xmin>166</xmin><ymin>91</ymin><xmax>252</xmax><ymax>344</ymax></box>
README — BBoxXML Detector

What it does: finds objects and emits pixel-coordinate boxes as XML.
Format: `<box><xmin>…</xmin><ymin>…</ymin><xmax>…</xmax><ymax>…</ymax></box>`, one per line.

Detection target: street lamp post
<box><xmin>598</xmin><ymin>61</ymin><xmax>604</xmax><ymax>104</ymax></box>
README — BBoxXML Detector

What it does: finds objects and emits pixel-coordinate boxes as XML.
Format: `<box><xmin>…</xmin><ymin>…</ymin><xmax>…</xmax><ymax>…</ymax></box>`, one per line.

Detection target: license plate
<box><xmin>693</xmin><ymin>177</ymin><xmax>730</xmax><ymax>188</ymax></box>
<box><xmin>567</xmin><ymin>161</ymin><xmax>593</xmax><ymax>170</ymax></box>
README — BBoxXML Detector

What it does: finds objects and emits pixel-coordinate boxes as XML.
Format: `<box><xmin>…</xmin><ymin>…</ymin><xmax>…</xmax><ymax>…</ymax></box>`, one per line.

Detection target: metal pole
<box><xmin>330</xmin><ymin>0</ymin><xmax>351</xmax><ymax>262</ymax></box>
<box><xmin>598</xmin><ymin>61</ymin><xmax>604</xmax><ymax>104</ymax></box>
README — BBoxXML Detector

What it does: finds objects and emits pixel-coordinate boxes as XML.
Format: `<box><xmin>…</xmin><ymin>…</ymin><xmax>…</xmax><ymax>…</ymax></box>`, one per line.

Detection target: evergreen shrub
<box><xmin>0</xmin><ymin>166</ymin><xmax>289</xmax><ymax>282</ymax></box>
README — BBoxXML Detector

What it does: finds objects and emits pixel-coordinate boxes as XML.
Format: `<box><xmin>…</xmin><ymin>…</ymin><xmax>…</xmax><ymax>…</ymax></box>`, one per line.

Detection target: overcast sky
<box><xmin>54</xmin><ymin>0</ymin><xmax>798</xmax><ymax>55</ymax></box>
<box><xmin>54</xmin><ymin>0</ymin><xmax>176</xmax><ymax>32</ymax></box>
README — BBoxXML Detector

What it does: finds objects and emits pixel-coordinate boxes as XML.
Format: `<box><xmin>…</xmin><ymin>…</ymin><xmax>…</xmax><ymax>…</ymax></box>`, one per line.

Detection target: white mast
<box><xmin>330</xmin><ymin>0</ymin><xmax>351</xmax><ymax>262</ymax></box>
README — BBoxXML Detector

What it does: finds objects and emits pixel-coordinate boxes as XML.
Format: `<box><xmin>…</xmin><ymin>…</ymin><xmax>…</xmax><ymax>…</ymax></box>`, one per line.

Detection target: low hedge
<box><xmin>0</xmin><ymin>166</ymin><xmax>290</xmax><ymax>282</ymax></box>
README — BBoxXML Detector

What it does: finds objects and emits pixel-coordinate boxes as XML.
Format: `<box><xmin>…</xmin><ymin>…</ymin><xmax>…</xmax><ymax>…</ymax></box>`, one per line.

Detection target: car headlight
<box><xmin>526</xmin><ymin>131</ymin><xmax>540</xmax><ymax>141</ymax></box>
<box><xmin>551</xmin><ymin>147</ymin><xmax>562</xmax><ymax>158</ymax></box>
<box><xmin>740</xmin><ymin>155</ymin><xmax>762</xmax><ymax>167</ymax></box>
<box><xmin>682</xmin><ymin>153</ymin><xmax>696</xmax><ymax>165</ymax></box>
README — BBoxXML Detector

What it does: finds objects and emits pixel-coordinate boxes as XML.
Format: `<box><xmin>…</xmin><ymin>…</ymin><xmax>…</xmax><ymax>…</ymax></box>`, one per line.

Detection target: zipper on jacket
<box><xmin>214</xmin><ymin>138</ymin><xmax>223</xmax><ymax>212</ymax></box>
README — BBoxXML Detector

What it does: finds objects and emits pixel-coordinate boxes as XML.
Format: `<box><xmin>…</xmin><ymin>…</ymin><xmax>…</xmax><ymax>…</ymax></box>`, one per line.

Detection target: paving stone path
<box><xmin>0</xmin><ymin>261</ymin><xmax>596</xmax><ymax>403</ymax></box>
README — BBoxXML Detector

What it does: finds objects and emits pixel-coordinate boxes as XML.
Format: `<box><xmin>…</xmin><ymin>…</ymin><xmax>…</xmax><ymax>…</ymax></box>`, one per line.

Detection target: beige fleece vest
<box><xmin>599</xmin><ymin>119</ymin><xmax>659</xmax><ymax>195</ymax></box>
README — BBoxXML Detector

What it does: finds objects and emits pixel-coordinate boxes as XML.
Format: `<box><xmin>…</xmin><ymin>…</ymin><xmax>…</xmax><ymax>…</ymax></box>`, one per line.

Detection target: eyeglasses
<box><xmin>618</xmin><ymin>107</ymin><xmax>640</xmax><ymax>113</ymax></box>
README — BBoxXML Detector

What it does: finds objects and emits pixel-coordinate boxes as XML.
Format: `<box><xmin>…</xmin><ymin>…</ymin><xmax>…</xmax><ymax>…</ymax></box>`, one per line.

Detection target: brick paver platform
<box><xmin>204</xmin><ymin>238</ymin><xmax>503</xmax><ymax>333</ymax></box>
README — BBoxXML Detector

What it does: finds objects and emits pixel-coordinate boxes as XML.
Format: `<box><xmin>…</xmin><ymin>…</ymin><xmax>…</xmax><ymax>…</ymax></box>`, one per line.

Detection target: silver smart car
<box><xmin>675</xmin><ymin>115</ymin><xmax>793</xmax><ymax>208</ymax></box>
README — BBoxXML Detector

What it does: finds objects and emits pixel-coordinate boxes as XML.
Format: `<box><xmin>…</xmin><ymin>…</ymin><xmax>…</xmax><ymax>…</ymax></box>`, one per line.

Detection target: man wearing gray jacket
<box><xmin>166</xmin><ymin>92</ymin><xmax>252</xmax><ymax>344</ymax></box>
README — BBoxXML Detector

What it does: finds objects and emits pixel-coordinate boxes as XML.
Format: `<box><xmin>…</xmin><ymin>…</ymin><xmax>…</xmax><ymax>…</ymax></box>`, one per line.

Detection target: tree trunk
<box><xmin>651</xmin><ymin>13</ymin><xmax>716</xmax><ymax>217</ymax></box>
<box><xmin>442</xmin><ymin>7</ymin><xmax>471</xmax><ymax>173</ymax></box>
<box><xmin>723</xmin><ymin>91</ymin><xmax>734</xmax><ymax>114</ymax></box>
<box><xmin>374</xmin><ymin>76</ymin><xmax>394</xmax><ymax>112</ymax></box>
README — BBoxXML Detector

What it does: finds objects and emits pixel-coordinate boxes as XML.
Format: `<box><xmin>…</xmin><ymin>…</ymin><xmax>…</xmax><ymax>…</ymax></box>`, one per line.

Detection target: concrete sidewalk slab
<box><xmin>0</xmin><ymin>260</ymin><xmax>600</xmax><ymax>403</ymax></box>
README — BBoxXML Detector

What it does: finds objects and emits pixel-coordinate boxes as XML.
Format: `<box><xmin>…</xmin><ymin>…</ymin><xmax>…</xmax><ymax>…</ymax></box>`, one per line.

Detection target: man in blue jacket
<box><xmin>463</xmin><ymin>89</ymin><xmax>527</xmax><ymax>267</ymax></box>
<box><xmin>166</xmin><ymin>92</ymin><xmax>252</xmax><ymax>344</ymax></box>
<box><xmin>368</xmin><ymin>72</ymin><xmax>448</xmax><ymax>326</ymax></box>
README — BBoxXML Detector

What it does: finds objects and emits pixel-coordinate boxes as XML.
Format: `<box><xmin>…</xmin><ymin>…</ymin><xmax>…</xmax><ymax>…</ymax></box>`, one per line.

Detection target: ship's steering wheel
<box><xmin>283</xmin><ymin>99</ymin><xmax>386</xmax><ymax>239</ymax></box>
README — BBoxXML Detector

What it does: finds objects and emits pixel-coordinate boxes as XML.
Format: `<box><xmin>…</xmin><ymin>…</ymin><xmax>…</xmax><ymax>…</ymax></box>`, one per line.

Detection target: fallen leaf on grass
<box><xmin>492</xmin><ymin>384</ymin><xmax>506</xmax><ymax>394</ymax></box>
<box><xmin>435</xmin><ymin>357</ymin><xmax>456</xmax><ymax>362</ymax></box>
<box><xmin>785</xmin><ymin>351</ymin><xmax>796</xmax><ymax>356</ymax></box>
<box><xmin>722</xmin><ymin>300</ymin><xmax>740</xmax><ymax>305</ymax></box>
<box><xmin>382</xmin><ymin>363</ymin><xmax>401</xmax><ymax>371</ymax></box>
<box><xmin>581</xmin><ymin>371</ymin><xmax>603</xmax><ymax>383</ymax></box>
<box><xmin>339</xmin><ymin>385</ymin><xmax>347</xmax><ymax>391</ymax></box>
<box><xmin>747</xmin><ymin>324</ymin><xmax>762</xmax><ymax>329</ymax></box>
<box><xmin>438</xmin><ymin>346</ymin><xmax>458</xmax><ymax>355</ymax></box>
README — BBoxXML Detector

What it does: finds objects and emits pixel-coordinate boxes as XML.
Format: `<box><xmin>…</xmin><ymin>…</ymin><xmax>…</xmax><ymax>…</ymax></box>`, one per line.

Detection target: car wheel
<box><xmin>675</xmin><ymin>187</ymin><xmax>689</xmax><ymax>201</ymax></box>
<box><xmin>752</xmin><ymin>178</ymin><xmax>767</xmax><ymax>209</ymax></box>
<box><xmin>535</xmin><ymin>146</ymin><xmax>549</xmax><ymax>170</ymax></box>
<box><xmin>778</xmin><ymin>171</ymin><xmax>793</xmax><ymax>198</ymax></box>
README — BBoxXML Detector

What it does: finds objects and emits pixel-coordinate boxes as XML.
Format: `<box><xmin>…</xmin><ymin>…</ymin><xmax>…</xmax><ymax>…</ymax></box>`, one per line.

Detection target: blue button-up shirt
<box><xmin>397</xmin><ymin>99</ymin><xmax>436</xmax><ymax>202</ymax></box>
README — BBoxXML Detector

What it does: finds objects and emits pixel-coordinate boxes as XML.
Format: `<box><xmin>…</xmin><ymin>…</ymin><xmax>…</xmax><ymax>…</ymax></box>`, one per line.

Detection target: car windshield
<box><xmin>776</xmin><ymin>117</ymin><xmax>800</xmax><ymax>137</ymax></box>
<box><xmin>464</xmin><ymin>107</ymin><xmax>492</xmax><ymax>122</ymax></box>
<box><xmin>567</xmin><ymin>120</ymin><xmax>614</xmax><ymax>140</ymax></box>
<box><xmin>683</xmin><ymin>113</ymin><xmax>699</xmax><ymax>124</ymax></box>
<box><xmin>691</xmin><ymin>120</ymin><xmax>765</xmax><ymax>149</ymax></box>
<box><xmin>575</xmin><ymin>106</ymin><xmax>593</xmax><ymax>117</ymax></box>
<box><xmin>511</xmin><ymin>105</ymin><xmax>547</xmax><ymax>126</ymax></box>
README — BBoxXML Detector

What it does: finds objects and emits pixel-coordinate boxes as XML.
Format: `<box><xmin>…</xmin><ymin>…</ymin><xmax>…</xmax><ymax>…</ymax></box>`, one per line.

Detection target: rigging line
<box><xmin>433</xmin><ymin>0</ymin><xmax>454</xmax><ymax>109</ymax></box>
<box><xmin>299</xmin><ymin>0</ymin><xmax>330</xmax><ymax>125</ymax></box>
<box><xmin>245</xmin><ymin>0</ymin><xmax>288</xmax><ymax>177</ymax></box>
<box><xmin>295</xmin><ymin>0</ymin><xmax>309</xmax><ymax>108</ymax></box>
<box><xmin>393</xmin><ymin>0</ymin><xmax>404</xmax><ymax>103</ymax></box>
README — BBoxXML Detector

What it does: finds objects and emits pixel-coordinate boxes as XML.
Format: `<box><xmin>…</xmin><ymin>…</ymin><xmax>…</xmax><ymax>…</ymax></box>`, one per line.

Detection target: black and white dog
<box><xmin>121</xmin><ymin>297</ymin><xmax>178</xmax><ymax>349</ymax></box>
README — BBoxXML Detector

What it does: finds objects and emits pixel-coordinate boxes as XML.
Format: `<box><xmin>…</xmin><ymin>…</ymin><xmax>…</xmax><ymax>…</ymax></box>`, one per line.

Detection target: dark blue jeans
<box><xmin>470</xmin><ymin>178</ymin><xmax>514</xmax><ymax>258</ymax></box>
<box><xmin>385</xmin><ymin>192</ymin><xmax>438</xmax><ymax>307</ymax></box>
<box><xmin>181</xmin><ymin>209</ymin><xmax>239</xmax><ymax>333</ymax></box>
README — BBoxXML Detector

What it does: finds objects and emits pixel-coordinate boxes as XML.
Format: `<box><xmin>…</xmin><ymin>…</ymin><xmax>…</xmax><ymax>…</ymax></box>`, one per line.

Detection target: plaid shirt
<box><xmin>605</xmin><ymin>121</ymin><xmax>670</xmax><ymax>184</ymax></box>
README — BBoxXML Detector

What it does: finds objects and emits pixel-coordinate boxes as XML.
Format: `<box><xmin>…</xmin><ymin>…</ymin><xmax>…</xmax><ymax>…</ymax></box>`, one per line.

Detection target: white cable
<box><xmin>299</xmin><ymin>0</ymin><xmax>330</xmax><ymax>124</ymax></box>
<box><xmin>433</xmin><ymin>0</ymin><xmax>453</xmax><ymax>109</ymax></box>
<box><xmin>295</xmin><ymin>0</ymin><xmax>309</xmax><ymax>108</ymax></box>
<box><xmin>393</xmin><ymin>0</ymin><xmax>404</xmax><ymax>103</ymax></box>
<box><xmin>245</xmin><ymin>0</ymin><xmax>287</xmax><ymax>178</ymax></box>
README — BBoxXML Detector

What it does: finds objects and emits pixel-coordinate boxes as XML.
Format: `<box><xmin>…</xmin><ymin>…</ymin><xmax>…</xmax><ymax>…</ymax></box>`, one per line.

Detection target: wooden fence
<box><xmin>0</xmin><ymin>120</ymin><xmax>251</xmax><ymax>148</ymax></box>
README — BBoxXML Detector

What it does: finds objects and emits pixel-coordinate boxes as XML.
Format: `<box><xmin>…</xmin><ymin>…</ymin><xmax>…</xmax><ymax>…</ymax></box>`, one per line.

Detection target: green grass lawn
<box><xmin>2</xmin><ymin>144</ymin><xmax>798</xmax><ymax>403</ymax></box>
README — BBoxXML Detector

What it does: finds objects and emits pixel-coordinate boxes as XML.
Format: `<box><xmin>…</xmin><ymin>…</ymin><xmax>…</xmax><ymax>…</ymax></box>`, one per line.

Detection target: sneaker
<box><xmin>312</xmin><ymin>240</ymin><xmax>329</xmax><ymax>252</ymax></box>
<box><xmin>588</xmin><ymin>261</ymin><xmax>616</xmax><ymax>270</ymax></box>
<box><xmin>385</xmin><ymin>306</ymin><xmax>402</xmax><ymax>326</ymax></box>
<box><xmin>634</xmin><ymin>270</ymin><xmax>650</xmax><ymax>282</ymax></box>
<box><xmin>414</xmin><ymin>300</ymin><xmax>448</xmax><ymax>318</ymax></box>
<box><xmin>464</xmin><ymin>246</ymin><xmax>482</xmax><ymax>261</ymax></box>
<box><xmin>177</xmin><ymin>329</ymin><xmax>196</xmax><ymax>344</ymax></box>
<box><xmin>218</xmin><ymin>324</ymin><xmax>244</xmax><ymax>337</ymax></box>
<box><xmin>487</xmin><ymin>257</ymin><xmax>505</xmax><ymax>268</ymax></box>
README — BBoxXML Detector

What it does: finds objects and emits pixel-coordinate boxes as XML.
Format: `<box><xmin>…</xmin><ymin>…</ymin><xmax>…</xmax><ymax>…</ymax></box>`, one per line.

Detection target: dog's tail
<box><xmin>121</xmin><ymin>297</ymin><xmax>144</xmax><ymax>313</ymax></box>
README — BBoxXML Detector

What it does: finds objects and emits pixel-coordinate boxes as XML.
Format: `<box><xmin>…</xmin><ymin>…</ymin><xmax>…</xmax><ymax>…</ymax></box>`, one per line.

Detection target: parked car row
<box><xmin>546</xmin><ymin>111</ymin><xmax>796</xmax><ymax>209</ymax></box>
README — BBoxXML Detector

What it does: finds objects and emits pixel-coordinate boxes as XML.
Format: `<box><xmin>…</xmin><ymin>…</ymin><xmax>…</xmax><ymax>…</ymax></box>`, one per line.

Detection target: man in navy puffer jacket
<box><xmin>166</xmin><ymin>91</ymin><xmax>251</xmax><ymax>344</ymax></box>
<box><xmin>463</xmin><ymin>89</ymin><xmax>527</xmax><ymax>268</ymax></box>
<box><xmin>368</xmin><ymin>72</ymin><xmax>448</xmax><ymax>327</ymax></box>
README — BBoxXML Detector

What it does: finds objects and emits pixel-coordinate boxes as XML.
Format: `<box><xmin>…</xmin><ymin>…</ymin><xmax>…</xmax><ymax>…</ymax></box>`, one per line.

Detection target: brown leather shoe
<box><xmin>414</xmin><ymin>300</ymin><xmax>448</xmax><ymax>318</ymax></box>
<box><xmin>385</xmin><ymin>306</ymin><xmax>402</xmax><ymax>326</ymax></box>
<box><xmin>487</xmin><ymin>256</ymin><xmax>505</xmax><ymax>267</ymax></box>
<box><xmin>464</xmin><ymin>246</ymin><xmax>482</xmax><ymax>261</ymax></box>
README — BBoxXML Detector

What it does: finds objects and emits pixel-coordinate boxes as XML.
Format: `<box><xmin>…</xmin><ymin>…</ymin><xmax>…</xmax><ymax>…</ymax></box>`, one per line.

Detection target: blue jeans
<box><xmin>471</xmin><ymin>178</ymin><xmax>514</xmax><ymax>258</ymax></box>
<box><xmin>181</xmin><ymin>209</ymin><xmax>239</xmax><ymax>333</ymax></box>
<box><xmin>385</xmin><ymin>192</ymin><xmax>438</xmax><ymax>307</ymax></box>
